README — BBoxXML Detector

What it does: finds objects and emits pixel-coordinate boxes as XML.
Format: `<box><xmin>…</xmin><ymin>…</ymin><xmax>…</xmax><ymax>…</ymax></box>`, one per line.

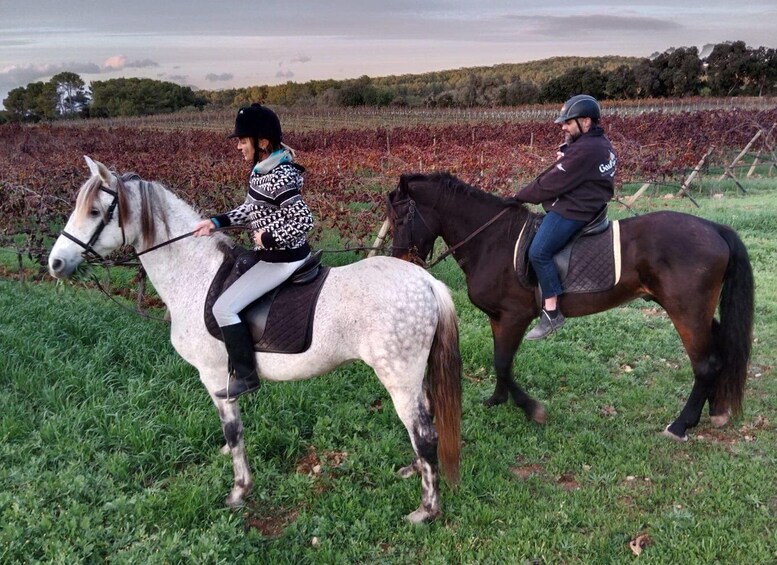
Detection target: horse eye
<box><xmin>89</xmin><ymin>208</ymin><xmax>101</xmax><ymax>218</ymax></box>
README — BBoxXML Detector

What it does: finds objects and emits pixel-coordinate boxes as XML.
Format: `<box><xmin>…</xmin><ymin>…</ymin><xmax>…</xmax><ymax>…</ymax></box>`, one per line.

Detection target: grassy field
<box><xmin>1</xmin><ymin>179</ymin><xmax>775</xmax><ymax>563</ymax></box>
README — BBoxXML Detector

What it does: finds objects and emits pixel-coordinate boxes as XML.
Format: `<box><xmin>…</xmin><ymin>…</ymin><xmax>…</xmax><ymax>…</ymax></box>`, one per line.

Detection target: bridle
<box><xmin>59</xmin><ymin>174</ymin><xmax>207</xmax><ymax>266</ymax></box>
<box><xmin>388</xmin><ymin>193</ymin><xmax>509</xmax><ymax>269</ymax></box>
<box><xmin>388</xmin><ymin>195</ymin><xmax>438</xmax><ymax>266</ymax></box>
<box><xmin>60</xmin><ymin>182</ymin><xmax>126</xmax><ymax>262</ymax></box>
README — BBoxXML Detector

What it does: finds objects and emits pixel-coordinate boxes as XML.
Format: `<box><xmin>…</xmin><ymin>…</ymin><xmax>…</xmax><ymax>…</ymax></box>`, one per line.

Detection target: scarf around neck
<box><xmin>253</xmin><ymin>149</ymin><xmax>293</xmax><ymax>175</ymax></box>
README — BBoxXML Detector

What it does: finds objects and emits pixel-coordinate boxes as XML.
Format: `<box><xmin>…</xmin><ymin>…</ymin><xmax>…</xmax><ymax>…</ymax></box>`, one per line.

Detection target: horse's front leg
<box><xmin>487</xmin><ymin>317</ymin><xmax>546</xmax><ymax>424</ymax></box>
<box><xmin>216</xmin><ymin>397</ymin><xmax>253</xmax><ymax>507</ymax></box>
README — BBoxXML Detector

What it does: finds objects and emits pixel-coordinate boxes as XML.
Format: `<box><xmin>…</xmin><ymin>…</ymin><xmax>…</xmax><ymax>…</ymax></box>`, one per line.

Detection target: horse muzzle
<box><xmin>48</xmin><ymin>253</ymin><xmax>81</xmax><ymax>279</ymax></box>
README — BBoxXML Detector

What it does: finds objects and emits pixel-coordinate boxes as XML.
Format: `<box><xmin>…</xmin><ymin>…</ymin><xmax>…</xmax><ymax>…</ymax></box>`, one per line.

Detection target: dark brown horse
<box><xmin>387</xmin><ymin>172</ymin><xmax>754</xmax><ymax>441</ymax></box>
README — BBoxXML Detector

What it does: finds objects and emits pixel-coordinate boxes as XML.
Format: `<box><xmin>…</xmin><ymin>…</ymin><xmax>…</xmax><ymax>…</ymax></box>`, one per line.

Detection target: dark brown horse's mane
<box><xmin>405</xmin><ymin>171</ymin><xmax>519</xmax><ymax>209</ymax></box>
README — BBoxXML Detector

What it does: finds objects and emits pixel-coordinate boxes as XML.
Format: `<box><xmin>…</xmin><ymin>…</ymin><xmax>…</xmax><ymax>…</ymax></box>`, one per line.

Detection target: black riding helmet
<box><xmin>228</xmin><ymin>103</ymin><xmax>282</xmax><ymax>145</ymax></box>
<box><xmin>554</xmin><ymin>94</ymin><xmax>601</xmax><ymax>124</ymax></box>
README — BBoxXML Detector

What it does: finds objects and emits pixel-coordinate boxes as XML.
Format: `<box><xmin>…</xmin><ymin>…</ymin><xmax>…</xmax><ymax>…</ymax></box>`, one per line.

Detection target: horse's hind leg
<box><xmin>215</xmin><ymin>397</ymin><xmax>253</xmax><ymax>507</ymax></box>
<box><xmin>706</xmin><ymin>320</ymin><xmax>731</xmax><ymax>427</ymax></box>
<box><xmin>383</xmin><ymin>380</ymin><xmax>441</xmax><ymax>523</ymax></box>
<box><xmin>663</xmin><ymin>307</ymin><xmax>721</xmax><ymax>442</ymax></box>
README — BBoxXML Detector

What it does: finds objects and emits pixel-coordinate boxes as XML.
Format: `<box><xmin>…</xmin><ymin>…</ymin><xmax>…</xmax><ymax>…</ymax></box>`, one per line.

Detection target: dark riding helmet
<box><xmin>554</xmin><ymin>94</ymin><xmax>601</xmax><ymax>124</ymax></box>
<box><xmin>228</xmin><ymin>103</ymin><xmax>282</xmax><ymax>145</ymax></box>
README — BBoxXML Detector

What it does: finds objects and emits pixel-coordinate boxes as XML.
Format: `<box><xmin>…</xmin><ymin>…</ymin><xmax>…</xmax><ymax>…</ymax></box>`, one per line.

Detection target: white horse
<box><xmin>48</xmin><ymin>157</ymin><xmax>462</xmax><ymax>523</ymax></box>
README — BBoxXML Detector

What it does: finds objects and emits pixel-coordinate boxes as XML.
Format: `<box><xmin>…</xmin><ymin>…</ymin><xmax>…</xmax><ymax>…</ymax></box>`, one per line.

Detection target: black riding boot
<box><xmin>525</xmin><ymin>309</ymin><xmax>566</xmax><ymax>341</ymax></box>
<box><xmin>214</xmin><ymin>322</ymin><xmax>261</xmax><ymax>400</ymax></box>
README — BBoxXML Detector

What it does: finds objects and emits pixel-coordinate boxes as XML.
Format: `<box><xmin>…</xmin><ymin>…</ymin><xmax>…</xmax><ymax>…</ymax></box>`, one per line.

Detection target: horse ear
<box><xmin>398</xmin><ymin>174</ymin><xmax>409</xmax><ymax>195</ymax></box>
<box><xmin>84</xmin><ymin>156</ymin><xmax>112</xmax><ymax>184</ymax></box>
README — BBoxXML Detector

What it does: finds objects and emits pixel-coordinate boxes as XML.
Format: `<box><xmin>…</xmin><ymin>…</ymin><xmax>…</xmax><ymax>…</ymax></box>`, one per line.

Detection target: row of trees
<box><xmin>3</xmin><ymin>41</ymin><xmax>775</xmax><ymax>122</ymax></box>
<box><xmin>204</xmin><ymin>42</ymin><xmax>776</xmax><ymax>109</ymax></box>
<box><xmin>2</xmin><ymin>76</ymin><xmax>206</xmax><ymax>122</ymax></box>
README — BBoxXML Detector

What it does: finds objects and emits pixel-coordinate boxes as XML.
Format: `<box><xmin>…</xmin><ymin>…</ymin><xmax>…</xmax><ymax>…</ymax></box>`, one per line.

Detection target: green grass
<box><xmin>1</xmin><ymin>181</ymin><xmax>776</xmax><ymax>563</ymax></box>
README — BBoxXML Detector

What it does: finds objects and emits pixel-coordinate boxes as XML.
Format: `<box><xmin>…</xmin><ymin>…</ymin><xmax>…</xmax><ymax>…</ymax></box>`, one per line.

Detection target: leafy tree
<box><xmin>540</xmin><ymin>66</ymin><xmax>606</xmax><ymax>102</ymax></box>
<box><xmin>90</xmin><ymin>78</ymin><xmax>206</xmax><ymax>117</ymax></box>
<box><xmin>496</xmin><ymin>79</ymin><xmax>541</xmax><ymax>105</ymax></box>
<box><xmin>50</xmin><ymin>72</ymin><xmax>89</xmax><ymax>116</ymax></box>
<box><xmin>633</xmin><ymin>58</ymin><xmax>663</xmax><ymax>98</ymax></box>
<box><xmin>705</xmin><ymin>41</ymin><xmax>755</xmax><ymax>96</ymax></box>
<box><xmin>604</xmin><ymin>64</ymin><xmax>638</xmax><ymax>99</ymax></box>
<box><xmin>666</xmin><ymin>47</ymin><xmax>702</xmax><ymax>96</ymax></box>
<box><xmin>750</xmin><ymin>46</ymin><xmax>777</xmax><ymax>95</ymax></box>
<box><xmin>2</xmin><ymin>81</ymin><xmax>57</xmax><ymax>121</ymax></box>
<box><xmin>651</xmin><ymin>47</ymin><xmax>702</xmax><ymax>97</ymax></box>
<box><xmin>335</xmin><ymin>75</ymin><xmax>394</xmax><ymax>107</ymax></box>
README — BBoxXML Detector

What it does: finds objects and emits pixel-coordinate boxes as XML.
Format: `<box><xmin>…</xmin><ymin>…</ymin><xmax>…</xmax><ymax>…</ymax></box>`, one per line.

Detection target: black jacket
<box><xmin>514</xmin><ymin>126</ymin><xmax>616</xmax><ymax>222</ymax></box>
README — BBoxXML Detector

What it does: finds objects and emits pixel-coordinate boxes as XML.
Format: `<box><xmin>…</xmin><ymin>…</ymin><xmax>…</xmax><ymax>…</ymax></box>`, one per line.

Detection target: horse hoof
<box><xmin>662</xmin><ymin>426</ymin><xmax>688</xmax><ymax>443</ymax></box>
<box><xmin>398</xmin><ymin>464</ymin><xmax>420</xmax><ymax>479</ymax></box>
<box><xmin>710</xmin><ymin>411</ymin><xmax>731</xmax><ymax>428</ymax></box>
<box><xmin>405</xmin><ymin>506</ymin><xmax>440</xmax><ymax>524</ymax></box>
<box><xmin>531</xmin><ymin>403</ymin><xmax>547</xmax><ymax>424</ymax></box>
<box><xmin>225</xmin><ymin>490</ymin><xmax>246</xmax><ymax>508</ymax></box>
<box><xmin>483</xmin><ymin>394</ymin><xmax>507</xmax><ymax>407</ymax></box>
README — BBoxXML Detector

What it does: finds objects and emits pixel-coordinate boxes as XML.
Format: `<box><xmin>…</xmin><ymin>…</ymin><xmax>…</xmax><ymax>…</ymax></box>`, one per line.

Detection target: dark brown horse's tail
<box><xmin>716</xmin><ymin>225</ymin><xmax>754</xmax><ymax>417</ymax></box>
<box><xmin>428</xmin><ymin>277</ymin><xmax>462</xmax><ymax>485</ymax></box>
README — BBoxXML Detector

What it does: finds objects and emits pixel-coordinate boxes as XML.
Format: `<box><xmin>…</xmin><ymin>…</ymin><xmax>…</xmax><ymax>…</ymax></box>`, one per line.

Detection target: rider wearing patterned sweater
<box><xmin>194</xmin><ymin>104</ymin><xmax>314</xmax><ymax>399</ymax></box>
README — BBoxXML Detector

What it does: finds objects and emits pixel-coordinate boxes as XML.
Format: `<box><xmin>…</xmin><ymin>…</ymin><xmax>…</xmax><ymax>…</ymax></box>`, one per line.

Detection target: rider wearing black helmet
<box><xmin>514</xmin><ymin>94</ymin><xmax>617</xmax><ymax>340</ymax></box>
<box><xmin>194</xmin><ymin>104</ymin><xmax>314</xmax><ymax>399</ymax></box>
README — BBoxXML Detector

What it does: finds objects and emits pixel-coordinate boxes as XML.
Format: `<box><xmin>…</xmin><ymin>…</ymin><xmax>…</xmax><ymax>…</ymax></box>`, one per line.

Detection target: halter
<box><xmin>60</xmin><ymin>184</ymin><xmax>126</xmax><ymax>261</ymax></box>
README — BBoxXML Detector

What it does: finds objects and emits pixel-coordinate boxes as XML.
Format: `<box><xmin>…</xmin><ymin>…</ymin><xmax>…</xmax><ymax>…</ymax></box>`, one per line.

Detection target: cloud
<box><xmin>290</xmin><ymin>54</ymin><xmax>311</xmax><ymax>64</ymax></box>
<box><xmin>125</xmin><ymin>58</ymin><xmax>159</xmax><ymax>69</ymax></box>
<box><xmin>102</xmin><ymin>55</ymin><xmax>160</xmax><ymax>70</ymax></box>
<box><xmin>275</xmin><ymin>69</ymin><xmax>295</xmax><ymax>79</ymax></box>
<box><xmin>205</xmin><ymin>73</ymin><xmax>234</xmax><ymax>82</ymax></box>
<box><xmin>508</xmin><ymin>14</ymin><xmax>683</xmax><ymax>37</ymax></box>
<box><xmin>102</xmin><ymin>55</ymin><xmax>127</xmax><ymax>69</ymax></box>
<box><xmin>0</xmin><ymin>61</ymin><xmax>101</xmax><ymax>95</ymax></box>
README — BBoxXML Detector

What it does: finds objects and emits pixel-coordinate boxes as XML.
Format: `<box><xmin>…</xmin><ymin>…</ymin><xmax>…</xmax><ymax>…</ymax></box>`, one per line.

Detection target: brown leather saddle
<box><xmin>513</xmin><ymin>206</ymin><xmax>620</xmax><ymax>294</ymax></box>
<box><xmin>205</xmin><ymin>245</ymin><xmax>330</xmax><ymax>354</ymax></box>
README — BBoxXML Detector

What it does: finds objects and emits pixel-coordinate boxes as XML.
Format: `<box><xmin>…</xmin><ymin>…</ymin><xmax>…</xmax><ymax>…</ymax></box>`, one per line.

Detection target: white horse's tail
<box><xmin>427</xmin><ymin>277</ymin><xmax>462</xmax><ymax>485</ymax></box>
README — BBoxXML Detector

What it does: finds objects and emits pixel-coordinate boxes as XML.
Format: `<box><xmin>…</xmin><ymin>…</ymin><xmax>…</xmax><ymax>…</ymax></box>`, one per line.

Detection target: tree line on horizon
<box><xmin>2</xmin><ymin>40</ymin><xmax>775</xmax><ymax>123</ymax></box>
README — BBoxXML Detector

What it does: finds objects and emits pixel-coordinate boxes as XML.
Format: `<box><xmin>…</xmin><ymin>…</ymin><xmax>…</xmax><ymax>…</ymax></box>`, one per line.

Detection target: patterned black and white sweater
<box><xmin>212</xmin><ymin>161</ymin><xmax>314</xmax><ymax>263</ymax></box>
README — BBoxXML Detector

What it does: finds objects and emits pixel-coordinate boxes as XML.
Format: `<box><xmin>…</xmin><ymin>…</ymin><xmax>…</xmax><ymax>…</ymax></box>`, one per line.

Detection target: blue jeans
<box><xmin>528</xmin><ymin>211</ymin><xmax>585</xmax><ymax>299</ymax></box>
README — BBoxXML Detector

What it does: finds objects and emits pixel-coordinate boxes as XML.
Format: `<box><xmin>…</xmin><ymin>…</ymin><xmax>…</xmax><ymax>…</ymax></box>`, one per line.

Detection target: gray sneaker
<box><xmin>525</xmin><ymin>309</ymin><xmax>566</xmax><ymax>340</ymax></box>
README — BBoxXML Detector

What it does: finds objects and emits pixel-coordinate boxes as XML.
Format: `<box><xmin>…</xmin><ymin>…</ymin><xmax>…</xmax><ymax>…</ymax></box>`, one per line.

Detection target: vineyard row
<box><xmin>1</xmin><ymin>107</ymin><xmax>776</xmax><ymax>269</ymax></box>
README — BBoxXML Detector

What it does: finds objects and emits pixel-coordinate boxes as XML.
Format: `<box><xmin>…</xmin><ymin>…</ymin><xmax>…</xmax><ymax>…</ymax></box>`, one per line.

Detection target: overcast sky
<box><xmin>2</xmin><ymin>0</ymin><xmax>776</xmax><ymax>107</ymax></box>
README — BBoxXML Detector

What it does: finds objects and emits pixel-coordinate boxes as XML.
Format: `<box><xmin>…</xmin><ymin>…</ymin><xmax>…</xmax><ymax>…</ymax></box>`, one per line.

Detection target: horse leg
<box><xmin>398</xmin><ymin>380</ymin><xmax>430</xmax><ymax>479</ymax></box>
<box><xmin>706</xmin><ymin>320</ymin><xmax>731</xmax><ymax>427</ymax></box>
<box><xmin>384</xmin><ymin>381</ymin><xmax>441</xmax><ymax>523</ymax></box>
<box><xmin>215</xmin><ymin>397</ymin><xmax>253</xmax><ymax>507</ymax></box>
<box><xmin>486</xmin><ymin>317</ymin><xmax>546</xmax><ymax>424</ymax></box>
<box><xmin>662</xmin><ymin>310</ymin><xmax>720</xmax><ymax>442</ymax></box>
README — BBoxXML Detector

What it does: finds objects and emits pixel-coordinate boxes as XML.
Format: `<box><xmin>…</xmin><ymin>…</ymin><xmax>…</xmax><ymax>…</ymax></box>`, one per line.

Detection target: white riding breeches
<box><xmin>212</xmin><ymin>255</ymin><xmax>309</xmax><ymax>327</ymax></box>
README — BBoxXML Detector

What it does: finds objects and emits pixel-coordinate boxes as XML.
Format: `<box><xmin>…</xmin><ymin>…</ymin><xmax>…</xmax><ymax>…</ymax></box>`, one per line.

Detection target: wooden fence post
<box><xmin>718</xmin><ymin>129</ymin><xmax>762</xmax><ymax>181</ymax></box>
<box><xmin>746</xmin><ymin>153</ymin><xmax>761</xmax><ymax>178</ymax></box>
<box><xmin>676</xmin><ymin>147</ymin><xmax>713</xmax><ymax>205</ymax></box>
<box><xmin>625</xmin><ymin>182</ymin><xmax>653</xmax><ymax>206</ymax></box>
<box><xmin>369</xmin><ymin>219</ymin><xmax>391</xmax><ymax>258</ymax></box>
